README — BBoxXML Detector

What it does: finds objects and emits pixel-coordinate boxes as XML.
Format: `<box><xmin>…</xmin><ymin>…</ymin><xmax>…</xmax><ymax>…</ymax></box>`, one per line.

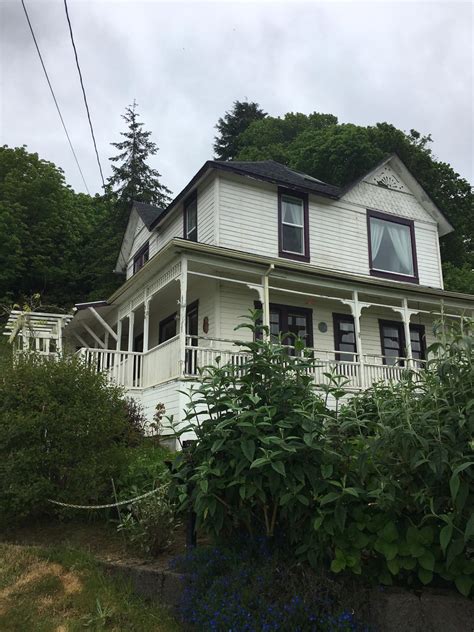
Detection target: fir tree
<box><xmin>108</xmin><ymin>101</ymin><xmax>172</xmax><ymax>211</ymax></box>
<box><xmin>213</xmin><ymin>100</ymin><xmax>267</xmax><ymax>161</ymax></box>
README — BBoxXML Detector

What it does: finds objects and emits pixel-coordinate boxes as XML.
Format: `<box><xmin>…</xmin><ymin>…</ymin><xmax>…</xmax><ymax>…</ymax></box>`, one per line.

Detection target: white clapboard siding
<box><xmin>217</xmin><ymin>165</ymin><xmax>444</xmax><ymax>289</ymax></box>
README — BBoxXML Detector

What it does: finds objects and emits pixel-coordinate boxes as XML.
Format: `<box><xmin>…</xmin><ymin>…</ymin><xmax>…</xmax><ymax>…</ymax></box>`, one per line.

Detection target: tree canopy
<box><xmin>213</xmin><ymin>100</ymin><xmax>267</xmax><ymax>161</ymax></box>
<box><xmin>226</xmin><ymin>106</ymin><xmax>472</xmax><ymax>293</ymax></box>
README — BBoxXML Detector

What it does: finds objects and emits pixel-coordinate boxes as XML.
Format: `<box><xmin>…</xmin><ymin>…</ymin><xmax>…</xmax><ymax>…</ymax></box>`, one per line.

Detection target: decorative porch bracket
<box><xmin>389</xmin><ymin>299</ymin><xmax>422</xmax><ymax>367</ymax></box>
<box><xmin>88</xmin><ymin>307</ymin><xmax>118</xmax><ymax>342</ymax></box>
<box><xmin>83</xmin><ymin>323</ymin><xmax>106</xmax><ymax>349</ymax></box>
<box><xmin>341</xmin><ymin>292</ymin><xmax>372</xmax><ymax>389</ymax></box>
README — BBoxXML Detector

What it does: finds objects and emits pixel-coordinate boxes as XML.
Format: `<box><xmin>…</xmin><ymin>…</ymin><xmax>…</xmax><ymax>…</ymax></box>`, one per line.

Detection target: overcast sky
<box><xmin>0</xmin><ymin>0</ymin><xmax>472</xmax><ymax>198</ymax></box>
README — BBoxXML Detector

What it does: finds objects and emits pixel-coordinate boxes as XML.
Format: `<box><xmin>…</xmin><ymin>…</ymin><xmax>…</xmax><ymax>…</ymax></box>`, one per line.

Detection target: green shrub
<box><xmin>117</xmin><ymin>483</ymin><xmax>180</xmax><ymax>556</ymax></box>
<box><xmin>0</xmin><ymin>352</ymin><xmax>131</xmax><ymax>524</ymax></box>
<box><xmin>170</xmin><ymin>314</ymin><xmax>474</xmax><ymax>596</ymax></box>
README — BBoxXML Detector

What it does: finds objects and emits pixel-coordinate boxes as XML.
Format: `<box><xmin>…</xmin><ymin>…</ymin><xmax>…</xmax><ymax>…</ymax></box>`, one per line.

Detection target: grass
<box><xmin>0</xmin><ymin>543</ymin><xmax>180</xmax><ymax>631</ymax></box>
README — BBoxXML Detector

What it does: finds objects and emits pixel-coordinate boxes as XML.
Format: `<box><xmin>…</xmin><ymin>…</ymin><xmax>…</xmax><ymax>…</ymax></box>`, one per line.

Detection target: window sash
<box><xmin>279</xmin><ymin>189</ymin><xmax>308</xmax><ymax>260</ymax></box>
<box><xmin>184</xmin><ymin>196</ymin><xmax>197</xmax><ymax>241</ymax></box>
<box><xmin>368</xmin><ymin>211</ymin><xmax>417</xmax><ymax>281</ymax></box>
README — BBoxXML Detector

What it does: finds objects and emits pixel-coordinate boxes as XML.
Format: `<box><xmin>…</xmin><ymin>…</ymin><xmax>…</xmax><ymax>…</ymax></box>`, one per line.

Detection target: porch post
<box><xmin>128</xmin><ymin>311</ymin><xmax>135</xmax><ymax>352</ymax></box>
<box><xmin>116</xmin><ymin>319</ymin><xmax>122</xmax><ymax>351</ymax></box>
<box><xmin>143</xmin><ymin>299</ymin><xmax>150</xmax><ymax>353</ymax></box>
<box><xmin>262</xmin><ymin>264</ymin><xmax>274</xmax><ymax>339</ymax></box>
<box><xmin>179</xmin><ymin>256</ymin><xmax>188</xmax><ymax>377</ymax></box>
<box><xmin>352</xmin><ymin>291</ymin><xmax>365</xmax><ymax>389</ymax></box>
<box><xmin>401</xmin><ymin>298</ymin><xmax>413</xmax><ymax>367</ymax></box>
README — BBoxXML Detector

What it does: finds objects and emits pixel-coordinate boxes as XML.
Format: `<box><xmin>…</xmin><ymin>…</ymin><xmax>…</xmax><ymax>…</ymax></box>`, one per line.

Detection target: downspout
<box><xmin>262</xmin><ymin>264</ymin><xmax>275</xmax><ymax>338</ymax></box>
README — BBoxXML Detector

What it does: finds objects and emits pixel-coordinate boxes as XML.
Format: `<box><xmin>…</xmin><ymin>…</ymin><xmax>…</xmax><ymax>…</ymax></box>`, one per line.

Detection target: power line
<box><xmin>21</xmin><ymin>0</ymin><xmax>90</xmax><ymax>194</ymax></box>
<box><xmin>63</xmin><ymin>0</ymin><xmax>105</xmax><ymax>190</ymax></box>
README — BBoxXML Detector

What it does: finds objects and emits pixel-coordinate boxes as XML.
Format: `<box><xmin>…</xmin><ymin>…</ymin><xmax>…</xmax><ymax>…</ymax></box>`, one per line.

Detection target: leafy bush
<box><xmin>117</xmin><ymin>483</ymin><xmax>180</xmax><ymax>556</ymax></box>
<box><xmin>170</xmin><ymin>314</ymin><xmax>474</xmax><ymax>596</ymax></box>
<box><xmin>0</xmin><ymin>352</ymin><xmax>131</xmax><ymax>524</ymax></box>
<box><xmin>114</xmin><ymin>442</ymin><xmax>179</xmax><ymax>556</ymax></box>
<box><xmin>172</xmin><ymin>544</ymin><xmax>368</xmax><ymax>631</ymax></box>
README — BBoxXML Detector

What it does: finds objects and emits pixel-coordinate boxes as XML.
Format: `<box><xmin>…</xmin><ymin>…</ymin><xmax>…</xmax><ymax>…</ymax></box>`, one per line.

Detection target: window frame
<box><xmin>278</xmin><ymin>187</ymin><xmax>310</xmax><ymax>262</ymax></box>
<box><xmin>254</xmin><ymin>301</ymin><xmax>313</xmax><ymax>348</ymax></box>
<box><xmin>333</xmin><ymin>313</ymin><xmax>357</xmax><ymax>362</ymax></box>
<box><xmin>183</xmin><ymin>192</ymin><xmax>198</xmax><ymax>242</ymax></box>
<box><xmin>378</xmin><ymin>319</ymin><xmax>426</xmax><ymax>366</ymax></box>
<box><xmin>133</xmin><ymin>241</ymin><xmax>149</xmax><ymax>275</ymax></box>
<box><xmin>367</xmin><ymin>209</ymin><xmax>419</xmax><ymax>283</ymax></box>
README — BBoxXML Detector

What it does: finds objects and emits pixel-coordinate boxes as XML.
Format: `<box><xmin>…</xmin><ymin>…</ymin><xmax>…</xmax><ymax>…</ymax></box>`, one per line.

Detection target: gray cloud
<box><xmin>1</xmin><ymin>0</ymin><xmax>472</xmax><ymax>197</ymax></box>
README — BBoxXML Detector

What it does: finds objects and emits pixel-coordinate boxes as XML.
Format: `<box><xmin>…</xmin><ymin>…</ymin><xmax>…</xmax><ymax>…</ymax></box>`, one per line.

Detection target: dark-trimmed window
<box><xmin>255</xmin><ymin>302</ymin><xmax>313</xmax><ymax>352</ymax></box>
<box><xmin>278</xmin><ymin>188</ymin><xmax>309</xmax><ymax>262</ymax></box>
<box><xmin>333</xmin><ymin>314</ymin><xmax>357</xmax><ymax>362</ymax></box>
<box><xmin>367</xmin><ymin>210</ymin><xmax>418</xmax><ymax>283</ymax></box>
<box><xmin>184</xmin><ymin>193</ymin><xmax>197</xmax><ymax>242</ymax></box>
<box><xmin>379</xmin><ymin>320</ymin><xmax>426</xmax><ymax>366</ymax></box>
<box><xmin>133</xmin><ymin>242</ymin><xmax>149</xmax><ymax>274</ymax></box>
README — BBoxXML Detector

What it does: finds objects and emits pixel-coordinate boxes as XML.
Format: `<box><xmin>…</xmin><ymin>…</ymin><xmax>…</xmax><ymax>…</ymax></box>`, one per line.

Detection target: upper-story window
<box><xmin>367</xmin><ymin>210</ymin><xmax>418</xmax><ymax>283</ymax></box>
<box><xmin>278</xmin><ymin>188</ymin><xmax>309</xmax><ymax>262</ymax></box>
<box><xmin>184</xmin><ymin>193</ymin><xmax>198</xmax><ymax>242</ymax></box>
<box><xmin>133</xmin><ymin>241</ymin><xmax>149</xmax><ymax>274</ymax></box>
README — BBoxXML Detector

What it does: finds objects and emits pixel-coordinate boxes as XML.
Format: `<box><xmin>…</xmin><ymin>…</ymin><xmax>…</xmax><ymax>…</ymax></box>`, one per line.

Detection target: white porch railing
<box><xmin>76</xmin><ymin>335</ymin><xmax>427</xmax><ymax>391</ymax></box>
<box><xmin>77</xmin><ymin>348</ymin><xmax>144</xmax><ymax>388</ymax></box>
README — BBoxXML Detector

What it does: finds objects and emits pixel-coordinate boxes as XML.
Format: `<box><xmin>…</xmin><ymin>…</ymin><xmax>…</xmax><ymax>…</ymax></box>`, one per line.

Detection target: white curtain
<box><xmin>370</xmin><ymin>218</ymin><xmax>384</xmax><ymax>260</ymax></box>
<box><xmin>387</xmin><ymin>223</ymin><xmax>413</xmax><ymax>274</ymax></box>
<box><xmin>282</xmin><ymin>198</ymin><xmax>303</xmax><ymax>225</ymax></box>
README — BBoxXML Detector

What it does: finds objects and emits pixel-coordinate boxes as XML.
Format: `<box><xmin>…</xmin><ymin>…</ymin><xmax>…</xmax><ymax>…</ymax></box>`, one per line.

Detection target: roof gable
<box><xmin>341</xmin><ymin>154</ymin><xmax>453</xmax><ymax>236</ymax></box>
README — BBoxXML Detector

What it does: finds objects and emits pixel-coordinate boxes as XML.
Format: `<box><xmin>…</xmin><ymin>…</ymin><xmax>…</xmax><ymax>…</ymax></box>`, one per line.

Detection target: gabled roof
<box><xmin>340</xmin><ymin>153</ymin><xmax>454</xmax><ymax>236</ymax></box>
<box><xmin>133</xmin><ymin>201</ymin><xmax>166</xmax><ymax>229</ymax></box>
<box><xmin>211</xmin><ymin>160</ymin><xmax>340</xmax><ymax>198</ymax></box>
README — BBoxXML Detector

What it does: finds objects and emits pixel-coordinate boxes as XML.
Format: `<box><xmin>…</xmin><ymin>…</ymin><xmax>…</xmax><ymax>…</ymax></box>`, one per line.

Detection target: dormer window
<box><xmin>184</xmin><ymin>193</ymin><xmax>197</xmax><ymax>242</ymax></box>
<box><xmin>278</xmin><ymin>188</ymin><xmax>309</xmax><ymax>262</ymax></box>
<box><xmin>133</xmin><ymin>242</ymin><xmax>149</xmax><ymax>274</ymax></box>
<box><xmin>367</xmin><ymin>210</ymin><xmax>418</xmax><ymax>283</ymax></box>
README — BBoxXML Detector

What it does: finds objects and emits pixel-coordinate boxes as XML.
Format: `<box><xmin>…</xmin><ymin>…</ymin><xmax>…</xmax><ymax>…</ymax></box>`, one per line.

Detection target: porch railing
<box><xmin>76</xmin><ymin>335</ymin><xmax>427</xmax><ymax>391</ymax></box>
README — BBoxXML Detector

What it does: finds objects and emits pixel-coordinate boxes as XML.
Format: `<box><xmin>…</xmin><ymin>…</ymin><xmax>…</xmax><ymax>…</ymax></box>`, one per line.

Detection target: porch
<box><xmin>76</xmin><ymin>335</ymin><xmax>426</xmax><ymax>391</ymax></box>
<box><xmin>65</xmin><ymin>244</ymin><xmax>472</xmax><ymax>395</ymax></box>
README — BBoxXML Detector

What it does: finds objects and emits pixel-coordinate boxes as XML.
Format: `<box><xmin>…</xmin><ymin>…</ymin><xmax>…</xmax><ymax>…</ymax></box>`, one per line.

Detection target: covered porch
<box><xmin>65</xmin><ymin>243</ymin><xmax>472</xmax><ymax>392</ymax></box>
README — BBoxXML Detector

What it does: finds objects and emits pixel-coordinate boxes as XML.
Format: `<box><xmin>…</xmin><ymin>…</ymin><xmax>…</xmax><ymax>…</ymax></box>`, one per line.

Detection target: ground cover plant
<box><xmin>172</xmin><ymin>543</ymin><xmax>369</xmax><ymax>631</ymax></box>
<box><xmin>0</xmin><ymin>543</ymin><xmax>179</xmax><ymax>632</ymax></box>
<box><xmin>170</xmin><ymin>314</ymin><xmax>474</xmax><ymax>604</ymax></box>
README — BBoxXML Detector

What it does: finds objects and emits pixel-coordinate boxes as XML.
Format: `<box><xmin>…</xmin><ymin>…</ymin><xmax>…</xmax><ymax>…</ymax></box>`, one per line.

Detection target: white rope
<box><xmin>48</xmin><ymin>486</ymin><xmax>161</xmax><ymax>510</ymax></box>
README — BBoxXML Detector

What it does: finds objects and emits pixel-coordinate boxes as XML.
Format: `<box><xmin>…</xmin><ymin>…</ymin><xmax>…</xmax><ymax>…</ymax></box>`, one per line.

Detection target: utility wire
<box><xmin>63</xmin><ymin>0</ymin><xmax>105</xmax><ymax>189</ymax></box>
<box><xmin>21</xmin><ymin>0</ymin><xmax>90</xmax><ymax>194</ymax></box>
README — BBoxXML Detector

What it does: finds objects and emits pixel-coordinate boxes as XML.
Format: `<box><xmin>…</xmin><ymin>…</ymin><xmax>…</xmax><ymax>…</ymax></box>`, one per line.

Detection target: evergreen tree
<box><xmin>108</xmin><ymin>101</ymin><xmax>172</xmax><ymax>214</ymax></box>
<box><xmin>213</xmin><ymin>100</ymin><xmax>267</xmax><ymax>161</ymax></box>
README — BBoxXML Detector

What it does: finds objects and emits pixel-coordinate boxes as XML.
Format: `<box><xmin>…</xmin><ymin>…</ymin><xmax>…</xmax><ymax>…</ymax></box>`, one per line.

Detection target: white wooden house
<box><xmin>63</xmin><ymin>154</ymin><xmax>473</xmax><ymax>445</ymax></box>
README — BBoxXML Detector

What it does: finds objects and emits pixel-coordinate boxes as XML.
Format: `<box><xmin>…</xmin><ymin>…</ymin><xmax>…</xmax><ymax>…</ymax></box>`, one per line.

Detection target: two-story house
<box><xmin>63</xmin><ymin>154</ymin><xmax>473</xmax><ymax>445</ymax></box>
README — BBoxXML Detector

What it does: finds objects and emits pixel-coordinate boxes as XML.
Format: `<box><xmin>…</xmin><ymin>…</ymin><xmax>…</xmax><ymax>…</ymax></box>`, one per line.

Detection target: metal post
<box><xmin>143</xmin><ymin>300</ymin><xmax>150</xmax><ymax>353</ymax></box>
<box><xmin>402</xmin><ymin>298</ymin><xmax>413</xmax><ymax>368</ymax></box>
<box><xmin>352</xmin><ymin>291</ymin><xmax>365</xmax><ymax>389</ymax></box>
<box><xmin>179</xmin><ymin>256</ymin><xmax>188</xmax><ymax>377</ymax></box>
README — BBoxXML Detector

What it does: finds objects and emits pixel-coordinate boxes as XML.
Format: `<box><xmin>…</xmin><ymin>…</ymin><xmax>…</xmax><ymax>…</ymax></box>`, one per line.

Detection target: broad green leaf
<box><xmin>250</xmin><ymin>457</ymin><xmax>270</xmax><ymax>469</ymax></box>
<box><xmin>454</xmin><ymin>575</ymin><xmax>473</xmax><ymax>597</ymax></box>
<box><xmin>321</xmin><ymin>463</ymin><xmax>333</xmax><ymax>479</ymax></box>
<box><xmin>199</xmin><ymin>479</ymin><xmax>208</xmax><ymax>493</ymax></box>
<box><xmin>387</xmin><ymin>558</ymin><xmax>400</xmax><ymax>575</ymax></box>
<box><xmin>381</xmin><ymin>521</ymin><xmax>398</xmax><ymax>543</ymax></box>
<box><xmin>418</xmin><ymin>568</ymin><xmax>433</xmax><ymax>585</ymax></box>
<box><xmin>330</xmin><ymin>558</ymin><xmax>345</xmax><ymax>573</ymax></box>
<box><xmin>320</xmin><ymin>492</ymin><xmax>340</xmax><ymax>506</ymax></box>
<box><xmin>464</xmin><ymin>512</ymin><xmax>474</xmax><ymax>543</ymax></box>
<box><xmin>418</xmin><ymin>551</ymin><xmax>435</xmax><ymax>572</ymax></box>
<box><xmin>241</xmin><ymin>439</ymin><xmax>255</xmax><ymax>463</ymax></box>
<box><xmin>271</xmin><ymin>460</ymin><xmax>286</xmax><ymax>477</ymax></box>
<box><xmin>449</xmin><ymin>473</ymin><xmax>460</xmax><ymax>503</ymax></box>
<box><xmin>440</xmin><ymin>524</ymin><xmax>453</xmax><ymax>555</ymax></box>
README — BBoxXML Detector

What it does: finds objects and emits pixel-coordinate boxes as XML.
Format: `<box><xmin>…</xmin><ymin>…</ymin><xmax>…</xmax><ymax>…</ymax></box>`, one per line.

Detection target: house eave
<box><xmin>108</xmin><ymin>238</ymin><xmax>474</xmax><ymax>307</ymax></box>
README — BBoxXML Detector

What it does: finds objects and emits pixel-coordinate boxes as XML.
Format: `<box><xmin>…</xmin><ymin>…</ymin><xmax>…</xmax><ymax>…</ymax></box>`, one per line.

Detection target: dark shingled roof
<box><xmin>132</xmin><ymin>201</ymin><xmax>166</xmax><ymax>229</ymax></box>
<box><xmin>212</xmin><ymin>160</ymin><xmax>340</xmax><ymax>198</ymax></box>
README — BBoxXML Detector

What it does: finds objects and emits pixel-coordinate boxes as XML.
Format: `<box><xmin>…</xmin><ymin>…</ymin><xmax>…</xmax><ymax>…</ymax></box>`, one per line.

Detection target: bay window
<box><xmin>278</xmin><ymin>188</ymin><xmax>309</xmax><ymax>261</ymax></box>
<box><xmin>367</xmin><ymin>210</ymin><xmax>418</xmax><ymax>282</ymax></box>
